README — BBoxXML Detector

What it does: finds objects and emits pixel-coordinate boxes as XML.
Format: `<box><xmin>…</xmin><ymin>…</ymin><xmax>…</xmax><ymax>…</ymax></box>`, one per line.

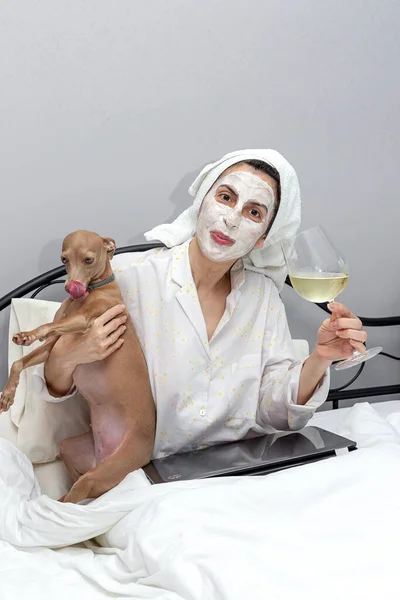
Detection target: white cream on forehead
<box><xmin>215</xmin><ymin>171</ymin><xmax>275</xmax><ymax>214</ymax></box>
<box><xmin>196</xmin><ymin>170</ymin><xmax>276</xmax><ymax>263</ymax></box>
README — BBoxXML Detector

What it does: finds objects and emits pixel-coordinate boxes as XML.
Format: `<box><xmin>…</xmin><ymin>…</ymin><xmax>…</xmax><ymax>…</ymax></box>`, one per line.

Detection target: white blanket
<box><xmin>1</xmin><ymin>403</ymin><xmax>400</xmax><ymax>600</ymax></box>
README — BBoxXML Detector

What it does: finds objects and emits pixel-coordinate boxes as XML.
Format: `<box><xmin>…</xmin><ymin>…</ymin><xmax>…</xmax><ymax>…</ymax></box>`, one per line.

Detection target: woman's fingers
<box><xmin>335</xmin><ymin>328</ymin><xmax>368</xmax><ymax>342</ymax></box>
<box><xmin>327</xmin><ymin>302</ymin><xmax>356</xmax><ymax>319</ymax></box>
<box><xmin>103</xmin><ymin>314</ymin><xmax>128</xmax><ymax>336</ymax></box>
<box><xmin>95</xmin><ymin>304</ymin><xmax>126</xmax><ymax>327</ymax></box>
<box><xmin>102</xmin><ymin>338</ymin><xmax>125</xmax><ymax>358</ymax></box>
<box><xmin>349</xmin><ymin>340</ymin><xmax>366</xmax><ymax>354</ymax></box>
<box><xmin>331</xmin><ymin>317</ymin><xmax>362</xmax><ymax>331</ymax></box>
<box><xmin>106</xmin><ymin>325</ymin><xmax>126</xmax><ymax>346</ymax></box>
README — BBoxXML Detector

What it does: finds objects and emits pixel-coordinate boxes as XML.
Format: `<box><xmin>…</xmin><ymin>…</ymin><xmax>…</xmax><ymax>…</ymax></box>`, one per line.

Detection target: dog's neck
<box><xmin>87</xmin><ymin>273</ymin><xmax>115</xmax><ymax>291</ymax></box>
<box><xmin>89</xmin><ymin>259</ymin><xmax>114</xmax><ymax>288</ymax></box>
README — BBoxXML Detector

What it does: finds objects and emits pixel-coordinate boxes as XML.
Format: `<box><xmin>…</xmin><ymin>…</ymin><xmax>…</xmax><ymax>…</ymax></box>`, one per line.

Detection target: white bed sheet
<box><xmin>1</xmin><ymin>400</ymin><xmax>400</xmax><ymax>600</ymax></box>
<box><xmin>309</xmin><ymin>399</ymin><xmax>400</xmax><ymax>432</ymax></box>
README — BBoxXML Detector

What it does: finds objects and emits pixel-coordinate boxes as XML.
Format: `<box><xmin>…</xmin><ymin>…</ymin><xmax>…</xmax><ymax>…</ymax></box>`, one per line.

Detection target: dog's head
<box><xmin>61</xmin><ymin>230</ymin><xmax>116</xmax><ymax>299</ymax></box>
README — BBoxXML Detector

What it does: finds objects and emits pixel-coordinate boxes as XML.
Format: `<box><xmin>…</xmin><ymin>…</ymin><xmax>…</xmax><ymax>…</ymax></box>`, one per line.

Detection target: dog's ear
<box><xmin>103</xmin><ymin>237</ymin><xmax>116</xmax><ymax>259</ymax></box>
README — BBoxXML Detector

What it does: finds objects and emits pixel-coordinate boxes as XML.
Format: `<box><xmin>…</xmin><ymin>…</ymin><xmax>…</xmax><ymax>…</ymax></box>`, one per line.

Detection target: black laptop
<box><xmin>143</xmin><ymin>426</ymin><xmax>357</xmax><ymax>484</ymax></box>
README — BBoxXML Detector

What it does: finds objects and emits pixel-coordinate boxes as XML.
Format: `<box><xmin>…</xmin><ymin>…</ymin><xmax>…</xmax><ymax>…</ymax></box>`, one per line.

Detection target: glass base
<box><xmin>334</xmin><ymin>347</ymin><xmax>383</xmax><ymax>371</ymax></box>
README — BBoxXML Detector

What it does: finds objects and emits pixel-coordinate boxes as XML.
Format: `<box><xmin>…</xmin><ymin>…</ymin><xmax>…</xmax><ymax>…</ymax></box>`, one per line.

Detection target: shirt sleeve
<box><xmin>256</xmin><ymin>289</ymin><xmax>330</xmax><ymax>432</ymax></box>
<box><xmin>32</xmin><ymin>363</ymin><xmax>77</xmax><ymax>404</ymax></box>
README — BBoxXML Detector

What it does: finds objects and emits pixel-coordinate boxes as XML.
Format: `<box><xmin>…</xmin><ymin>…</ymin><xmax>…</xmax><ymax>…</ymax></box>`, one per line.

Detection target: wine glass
<box><xmin>282</xmin><ymin>226</ymin><xmax>382</xmax><ymax>371</ymax></box>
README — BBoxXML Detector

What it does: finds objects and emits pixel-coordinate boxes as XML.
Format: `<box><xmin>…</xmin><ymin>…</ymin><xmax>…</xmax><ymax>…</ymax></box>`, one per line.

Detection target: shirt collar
<box><xmin>170</xmin><ymin>241</ymin><xmax>192</xmax><ymax>287</ymax></box>
<box><xmin>229</xmin><ymin>258</ymin><xmax>246</xmax><ymax>291</ymax></box>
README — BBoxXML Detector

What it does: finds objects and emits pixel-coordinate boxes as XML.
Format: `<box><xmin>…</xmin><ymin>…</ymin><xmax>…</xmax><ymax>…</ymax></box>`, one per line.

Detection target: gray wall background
<box><xmin>1</xmin><ymin>0</ymin><xmax>399</xmax><ymax>403</ymax></box>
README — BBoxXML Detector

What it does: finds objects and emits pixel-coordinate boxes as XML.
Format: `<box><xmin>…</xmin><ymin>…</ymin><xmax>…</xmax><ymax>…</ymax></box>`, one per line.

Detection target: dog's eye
<box><xmin>85</xmin><ymin>257</ymin><xmax>94</xmax><ymax>264</ymax></box>
<box><xmin>61</xmin><ymin>257</ymin><xmax>68</xmax><ymax>264</ymax></box>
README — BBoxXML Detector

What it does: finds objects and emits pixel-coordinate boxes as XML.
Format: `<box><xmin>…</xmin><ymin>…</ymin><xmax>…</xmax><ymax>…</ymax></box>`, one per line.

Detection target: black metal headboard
<box><xmin>1</xmin><ymin>242</ymin><xmax>399</xmax><ymax>410</ymax></box>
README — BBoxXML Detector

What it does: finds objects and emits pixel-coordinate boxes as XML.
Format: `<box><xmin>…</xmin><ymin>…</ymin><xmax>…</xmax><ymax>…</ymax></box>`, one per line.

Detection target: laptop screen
<box><xmin>146</xmin><ymin>427</ymin><xmax>357</xmax><ymax>483</ymax></box>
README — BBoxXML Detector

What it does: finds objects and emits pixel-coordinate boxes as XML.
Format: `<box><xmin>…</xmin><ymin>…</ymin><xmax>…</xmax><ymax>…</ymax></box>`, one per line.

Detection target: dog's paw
<box><xmin>12</xmin><ymin>331</ymin><xmax>38</xmax><ymax>346</ymax></box>
<box><xmin>0</xmin><ymin>386</ymin><xmax>16</xmax><ymax>413</ymax></box>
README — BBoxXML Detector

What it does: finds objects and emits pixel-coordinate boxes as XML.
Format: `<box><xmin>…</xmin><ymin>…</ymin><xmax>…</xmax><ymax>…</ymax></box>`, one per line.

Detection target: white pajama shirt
<box><xmin>35</xmin><ymin>242</ymin><xmax>329</xmax><ymax>459</ymax></box>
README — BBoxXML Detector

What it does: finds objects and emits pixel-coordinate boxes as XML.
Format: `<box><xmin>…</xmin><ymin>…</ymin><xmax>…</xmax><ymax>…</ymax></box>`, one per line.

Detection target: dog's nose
<box><xmin>66</xmin><ymin>281</ymin><xmax>87</xmax><ymax>299</ymax></box>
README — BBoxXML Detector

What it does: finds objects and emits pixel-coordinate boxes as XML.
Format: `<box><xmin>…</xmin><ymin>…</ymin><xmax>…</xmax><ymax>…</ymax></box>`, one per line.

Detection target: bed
<box><xmin>1</xmin><ymin>243</ymin><xmax>400</xmax><ymax>600</ymax></box>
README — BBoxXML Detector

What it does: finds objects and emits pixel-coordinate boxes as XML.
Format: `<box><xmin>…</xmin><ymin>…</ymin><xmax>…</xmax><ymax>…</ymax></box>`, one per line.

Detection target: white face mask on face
<box><xmin>196</xmin><ymin>171</ymin><xmax>276</xmax><ymax>262</ymax></box>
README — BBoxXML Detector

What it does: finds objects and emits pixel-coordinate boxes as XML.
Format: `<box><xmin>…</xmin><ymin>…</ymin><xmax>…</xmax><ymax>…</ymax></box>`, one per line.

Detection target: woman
<box><xmin>35</xmin><ymin>149</ymin><xmax>367</xmax><ymax>459</ymax></box>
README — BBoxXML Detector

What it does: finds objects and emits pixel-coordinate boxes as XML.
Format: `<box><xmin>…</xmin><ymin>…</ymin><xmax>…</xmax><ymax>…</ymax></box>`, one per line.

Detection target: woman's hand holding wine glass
<box><xmin>315</xmin><ymin>301</ymin><xmax>367</xmax><ymax>362</ymax></box>
<box><xmin>282</xmin><ymin>226</ymin><xmax>382</xmax><ymax>370</ymax></box>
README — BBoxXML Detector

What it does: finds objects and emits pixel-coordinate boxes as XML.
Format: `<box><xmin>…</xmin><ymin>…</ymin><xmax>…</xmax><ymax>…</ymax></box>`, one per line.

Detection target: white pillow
<box><xmin>8</xmin><ymin>298</ymin><xmax>90</xmax><ymax>464</ymax></box>
<box><xmin>0</xmin><ymin>403</ymin><xmax>72</xmax><ymax>499</ymax></box>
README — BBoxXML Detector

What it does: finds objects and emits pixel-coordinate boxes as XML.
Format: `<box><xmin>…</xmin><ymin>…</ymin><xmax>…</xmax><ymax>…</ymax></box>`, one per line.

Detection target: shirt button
<box><xmin>199</xmin><ymin>408</ymin><xmax>206</xmax><ymax>417</ymax></box>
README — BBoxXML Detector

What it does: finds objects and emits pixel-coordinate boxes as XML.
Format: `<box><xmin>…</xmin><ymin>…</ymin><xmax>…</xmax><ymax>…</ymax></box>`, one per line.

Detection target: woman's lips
<box><xmin>210</xmin><ymin>230</ymin><xmax>235</xmax><ymax>246</ymax></box>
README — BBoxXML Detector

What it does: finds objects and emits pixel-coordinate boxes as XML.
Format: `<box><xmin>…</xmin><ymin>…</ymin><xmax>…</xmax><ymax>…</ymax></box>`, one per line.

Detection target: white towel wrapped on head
<box><xmin>145</xmin><ymin>149</ymin><xmax>301</xmax><ymax>291</ymax></box>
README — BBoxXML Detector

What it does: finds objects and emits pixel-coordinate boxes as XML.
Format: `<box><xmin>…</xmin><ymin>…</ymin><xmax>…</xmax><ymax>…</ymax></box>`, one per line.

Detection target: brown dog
<box><xmin>0</xmin><ymin>230</ymin><xmax>155</xmax><ymax>503</ymax></box>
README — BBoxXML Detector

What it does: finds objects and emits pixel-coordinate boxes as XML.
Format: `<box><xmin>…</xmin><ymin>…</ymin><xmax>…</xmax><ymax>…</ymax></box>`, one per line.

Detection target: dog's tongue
<box><xmin>67</xmin><ymin>281</ymin><xmax>87</xmax><ymax>299</ymax></box>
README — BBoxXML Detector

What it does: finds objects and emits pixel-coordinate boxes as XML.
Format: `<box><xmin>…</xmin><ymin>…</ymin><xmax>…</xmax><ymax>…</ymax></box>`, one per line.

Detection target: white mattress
<box><xmin>1</xmin><ymin>399</ymin><xmax>400</xmax><ymax>600</ymax></box>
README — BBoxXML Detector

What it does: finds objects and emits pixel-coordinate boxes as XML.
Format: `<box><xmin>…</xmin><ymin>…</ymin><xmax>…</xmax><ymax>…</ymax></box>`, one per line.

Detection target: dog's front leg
<box><xmin>0</xmin><ymin>338</ymin><xmax>57</xmax><ymax>412</ymax></box>
<box><xmin>13</xmin><ymin>312</ymin><xmax>91</xmax><ymax>347</ymax></box>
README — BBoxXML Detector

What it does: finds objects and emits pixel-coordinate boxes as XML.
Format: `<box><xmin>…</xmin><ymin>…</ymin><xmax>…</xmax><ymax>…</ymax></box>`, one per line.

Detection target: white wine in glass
<box><xmin>282</xmin><ymin>226</ymin><xmax>382</xmax><ymax>370</ymax></box>
<box><xmin>289</xmin><ymin>273</ymin><xmax>349</xmax><ymax>304</ymax></box>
